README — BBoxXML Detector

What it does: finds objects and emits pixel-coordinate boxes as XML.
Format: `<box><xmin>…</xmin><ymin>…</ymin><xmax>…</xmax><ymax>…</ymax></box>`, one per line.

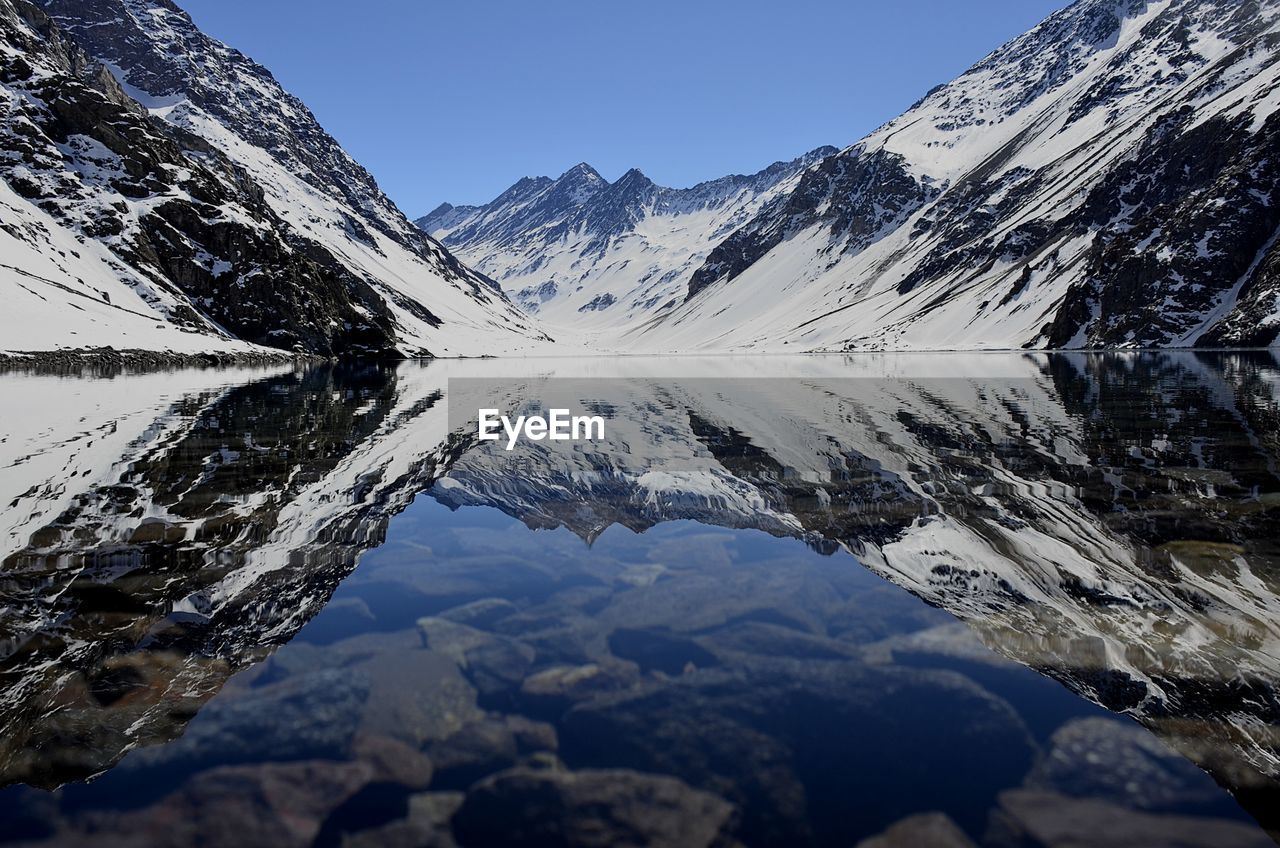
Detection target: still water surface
<box><xmin>1</xmin><ymin>352</ymin><xmax>1278</xmax><ymax>847</ymax></box>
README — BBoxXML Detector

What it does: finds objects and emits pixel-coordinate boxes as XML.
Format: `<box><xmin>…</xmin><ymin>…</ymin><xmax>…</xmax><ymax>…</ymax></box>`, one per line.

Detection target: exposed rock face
<box><xmin>1051</xmin><ymin>111</ymin><xmax>1280</xmax><ymax>348</ymax></box>
<box><xmin>0</xmin><ymin>0</ymin><xmax>548</xmax><ymax>357</ymax></box>
<box><xmin>40</xmin><ymin>0</ymin><xmax>417</xmax><ymax>252</ymax></box>
<box><xmin>686</xmin><ymin>149</ymin><xmax>939</xmax><ymax>302</ymax></box>
<box><xmin>417</xmin><ymin>148</ymin><xmax>837</xmax><ymax>334</ymax></box>
<box><xmin>0</xmin><ymin>0</ymin><xmax>396</xmax><ymax>354</ymax></box>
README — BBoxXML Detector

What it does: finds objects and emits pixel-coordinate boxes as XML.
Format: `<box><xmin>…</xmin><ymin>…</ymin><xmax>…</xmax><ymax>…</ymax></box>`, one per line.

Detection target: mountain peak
<box><xmin>557</xmin><ymin>162</ymin><xmax>604</xmax><ymax>183</ymax></box>
<box><xmin>426</xmin><ymin>147</ymin><xmax>844</xmax><ymax>328</ymax></box>
<box><xmin>610</xmin><ymin>168</ymin><xmax>657</xmax><ymax>195</ymax></box>
<box><xmin>547</xmin><ymin>162</ymin><xmax>606</xmax><ymax>206</ymax></box>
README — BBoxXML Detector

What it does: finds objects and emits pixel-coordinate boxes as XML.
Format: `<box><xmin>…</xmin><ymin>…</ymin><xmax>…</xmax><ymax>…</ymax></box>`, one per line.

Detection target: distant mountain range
<box><xmin>0</xmin><ymin>0</ymin><xmax>550</xmax><ymax>359</ymax></box>
<box><xmin>416</xmin><ymin>149</ymin><xmax>836</xmax><ymax>334</ymax></box>
<box><xmin>423</xmin><ymin>0</ymin><xmax>1280</xmax><ymax>352</ymax></box>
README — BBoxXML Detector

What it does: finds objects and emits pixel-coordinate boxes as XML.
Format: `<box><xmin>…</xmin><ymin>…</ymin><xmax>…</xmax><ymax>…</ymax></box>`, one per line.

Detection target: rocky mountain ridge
<box><xmin>420</xmin><ymin>0</ymin><xmax>1280</xmax><ymax>353</ymax></box>
<box><xmin>417</xmin><ymin>147</ymin><xmax>837</xmax><ymax>335</ymax></box>
<box><xmin>632</xmin><ymin>0</ymin><xmax>1280</xmax><ymax>352</ymax></box>
<box><xmin>0</xmin><ymin>0</ymin><xmax>550</xmax><ymax>358</ymax></box>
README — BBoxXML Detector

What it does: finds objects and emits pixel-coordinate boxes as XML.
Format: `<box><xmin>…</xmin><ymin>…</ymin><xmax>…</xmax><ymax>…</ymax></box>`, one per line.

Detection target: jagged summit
<box><xmin>417</xmin><ymin>146</ymin><xmax>838</xmax><ymax>336</ymax></box>
<box><xmin>542</xmin><ymin>162</ymin><xmax>608</xmax><ymax>211</ymax></box>
<box><xmin>610</xmin><ymin>167</ymin><xmax>657</xmax><ymax>193</ymax></box>
<box><xmin>558</xmin><ymin>161</ymin><xmax>605</xmax><ymax>182</ymax></box>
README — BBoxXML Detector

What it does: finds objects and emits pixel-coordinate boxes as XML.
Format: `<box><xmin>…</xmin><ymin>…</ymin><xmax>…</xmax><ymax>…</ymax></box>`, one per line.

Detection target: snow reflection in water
<box><xmin>1</xmin><ymin>352</ymin><xmax>1278</xmax><ymax>846</ymax></box>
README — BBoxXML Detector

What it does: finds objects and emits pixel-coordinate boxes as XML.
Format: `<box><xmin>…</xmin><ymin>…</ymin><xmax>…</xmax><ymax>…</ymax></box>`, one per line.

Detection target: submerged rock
<box><xmin>99</xmin><ymin>668</ymin><xmax>368</xmax><ymax>801</ymax></box>
<box><xmin>856</xmin><ymin>812</ymin><xmax>977</xmax><ymax>848</ymax></box>
<box><xmin>429</xmin><ymin>714</ymin><xmax>558</xmax><ymax>791</ymax></box>
<box><xmin>986</xmin><ymin>790</ymin><xmax>1274</xmax><ymax>848</ymax></box>
<box><xmin>1025</xmin><ymin>718</ymin><xmax>1235</xmax><ymax>814</ymax></box>
<box><xmin>559</xmin><ymin>660</ymin><xmax>1037</xmax><ymax>844</ymax></box>
<box><xmin>452</xmin><ymin>766</ymin><xmax>738</xmax><ymax>848</ymax></box>
<box><xmin>330</xmin><ymin>791</ymin><xmax>464</xmax><ymax>848</ymax></box>
<box><xmin>88</xmin><ymin>760</ymin><xmax>372</xmax><ymax>848</ymax></box>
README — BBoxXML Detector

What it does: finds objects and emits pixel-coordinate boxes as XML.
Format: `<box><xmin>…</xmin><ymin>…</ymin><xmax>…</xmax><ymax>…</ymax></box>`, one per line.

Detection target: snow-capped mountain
<box><xmin>417</xmin><ymin>148</ymin><xmax>836</xmax><ymax>337</ymax></box>
<box><xmin>420</xmin><ymin>0</ymin><xmax>1280</xmax><ymax>353</ymax></box>
<box><xmin>0</xmin><ymin>0</ymin><xmax>550</xmax><ymax>358</ymax></box>
<box><xmin>630</xmin><ymin>0</ymin><xmax>1280</xmax><ymax>352</ymax></box>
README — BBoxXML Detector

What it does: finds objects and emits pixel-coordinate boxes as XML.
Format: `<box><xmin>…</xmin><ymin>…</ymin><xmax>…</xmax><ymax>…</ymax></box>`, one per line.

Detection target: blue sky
<box><xmin>179</xmin><ymin>0</ymin><xmax>1068</xmax><ymax>217</ymax></box>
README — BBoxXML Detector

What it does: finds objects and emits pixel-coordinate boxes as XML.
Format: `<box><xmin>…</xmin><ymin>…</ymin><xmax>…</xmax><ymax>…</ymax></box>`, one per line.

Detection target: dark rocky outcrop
<box><xmin>687</xmin><ymin>148</ymin><xmax>937</xmax><ymax>301</ymax></box>
<box><xmin>1046</xmin><ymin>111</ymin><xmax>1280</xmax><ymax>348</ymax></box>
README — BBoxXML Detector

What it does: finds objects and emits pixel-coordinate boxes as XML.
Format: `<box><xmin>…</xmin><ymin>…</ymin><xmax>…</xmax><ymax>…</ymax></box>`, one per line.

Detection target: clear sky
<box><xmin>178</xmin><ymin>0</ymin><xmax>1069</xmax><ymax>217</ymax></box>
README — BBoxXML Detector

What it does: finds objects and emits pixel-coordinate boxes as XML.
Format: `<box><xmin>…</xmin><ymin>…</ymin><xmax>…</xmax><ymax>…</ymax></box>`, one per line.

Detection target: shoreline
<box><xmin>3</xmin><ymin>345</ymin><xmax>1277</xmax><ymax>376</ymax></box>
<box><xmin>0</xmin><ymin>347</ymin><xmax>315</xmax><ymax>375</ymax></box>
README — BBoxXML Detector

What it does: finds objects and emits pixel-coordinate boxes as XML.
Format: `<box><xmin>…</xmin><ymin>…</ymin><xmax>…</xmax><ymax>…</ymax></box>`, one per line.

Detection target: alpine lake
<box><xmin>1</xmin><ymin>351</ymin><xmax>1279</xmax><ymax>847</ymax></box>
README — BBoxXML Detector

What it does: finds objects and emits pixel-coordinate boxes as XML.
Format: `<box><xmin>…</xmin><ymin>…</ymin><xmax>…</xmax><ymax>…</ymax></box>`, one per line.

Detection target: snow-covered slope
<box><xmin>0</xmin><ymin>0</ymin><xmax>550</xmax><ymax>358</ymax></box>
<box><xmin>417</xmin><ymin>149</ymin><xmax>835</xmax><ymax>340</ymax></box>
<box><xmin>620</xmin><ymin>0</ymin><xmax>1280</xmax><ymax>352</ymax></box>
<box><xmin>0</xmin><ymin>174</ymin><xmax>267</xmax><ymax>357</ymax></box>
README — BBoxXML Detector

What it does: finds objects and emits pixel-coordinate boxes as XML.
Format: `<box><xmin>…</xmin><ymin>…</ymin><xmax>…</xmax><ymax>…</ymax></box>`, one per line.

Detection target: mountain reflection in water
<box><xmin>1</xmin><ymin>352</ymin><xmax>1278</xmax><ymax>847</ymax></box>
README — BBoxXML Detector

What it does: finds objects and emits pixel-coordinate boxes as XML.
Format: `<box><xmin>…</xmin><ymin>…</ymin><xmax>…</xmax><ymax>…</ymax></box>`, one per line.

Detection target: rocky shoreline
<box><xmin>0</xmin><ymin>347</ymin><xmax>314</xmax><ymax>375</ymax></box>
